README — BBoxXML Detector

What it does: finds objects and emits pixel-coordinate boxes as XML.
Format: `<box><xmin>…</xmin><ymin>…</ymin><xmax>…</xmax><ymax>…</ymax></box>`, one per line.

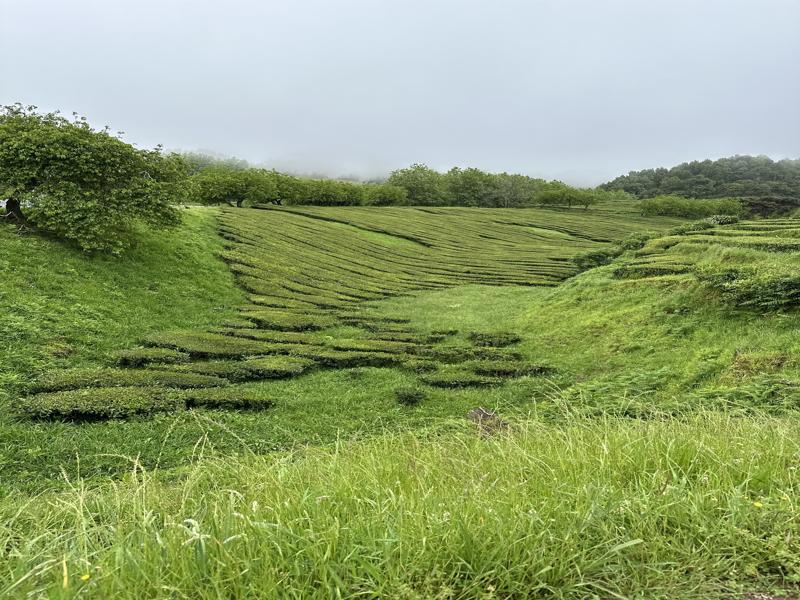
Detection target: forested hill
<box><xmin>602</xmin><ymin>155</ymin><xmax>800</xmax><ymax>203</ymax></box>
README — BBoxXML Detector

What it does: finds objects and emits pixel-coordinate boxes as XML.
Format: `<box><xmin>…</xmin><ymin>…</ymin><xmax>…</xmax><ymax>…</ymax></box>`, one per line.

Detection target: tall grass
<box><xmin>3</xmin><ymin>412</ymin><xmax>800</xmax><ymax>598</ymax></box>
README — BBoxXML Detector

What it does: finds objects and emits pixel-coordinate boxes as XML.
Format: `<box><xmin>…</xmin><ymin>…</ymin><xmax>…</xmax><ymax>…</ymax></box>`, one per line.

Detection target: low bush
<box><xmin>400</xmin><ymin>359</ymin><xmax>439</xmax><ymax>374</ymax></box>
<box><xmin>174</xmin><ymin>356</ymin><xmax>315</xmax><ymax>382</ymax></box>
<box><xmin>573</xmin><ymin>248</ymin><xmax>621</xmax><ymax>270</ymax></box>
<box><xmin>467</xmin><ymin>331</ymin><xmax>522</xmax><ymax>348</ymax></box>
<box><xmin>640</xmin><ymin>195</ymin><xmax>744</xmax><ymax>219</ymax></box>
<box><xmin>394</xmin><ymin>386</ymin><xmax>427</xmax><ymax>406</ymax></box>
<box><xmin>20</xmin><ymin>387</ymin><xmax>183</xmax><ymax>419</ymax></box>
<box><xmin>421</xmin><ymin>367</ymin><xmax>500</xmax><ymax>388</ymax></box>
<box><xmin>698</xmin><ymin>266</ymin><xmax>800</xmax><ymax>310</ymax></box>
<box><xmin>470</xmin><ymin>360</ymin><xmax>553</xmax><ymax>378</ymax></box>
<box><xmin>182</xmin><ymin>387</ymin><xmax>274</xmax><ymax>410</ymax></box>
<box><xmin>241</xmin><ymin>309</ymin><xmax>335</xmax><ymax>331</ymax></box>
<box><xmin>704</xmin><ymin>214</ymin><xmax>740</xmax><ymax>225</ymax></box>
<box><xmin>291</xmin><ymin>348</ymin><xmax>403</xmax><ymax>369</ymax></box>
<box><xmin>31</xmin><ymin>367</ymin><xmax>228</xmax><ymax>393</ymax></box>
<box><xmin>143</xmin><ymin>331</ymin><xmax>271</xmax><ymax>357</ymax></box>
<box><xmin>113</xmin><ymin>347</ymin><xmax>190</xmax><ymax>367</ymax></box>
<box><xmin>612</xmin><ymin>262</ymin><xmax>691</xmax><ymax>279</ymax></box>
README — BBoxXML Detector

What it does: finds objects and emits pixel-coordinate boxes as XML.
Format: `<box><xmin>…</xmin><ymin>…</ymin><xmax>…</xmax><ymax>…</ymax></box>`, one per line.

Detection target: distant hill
<box><xmin>602</xmin><ymin>155</ymin><xmax>800</xmax><ymax>215</ymax></box>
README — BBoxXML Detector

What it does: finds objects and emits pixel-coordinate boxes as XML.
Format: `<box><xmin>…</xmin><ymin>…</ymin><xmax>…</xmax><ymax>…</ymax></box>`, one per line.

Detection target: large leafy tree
<box><xmin>386</xmin><ymin>163</ymin><xmax>448</xmax><ymax>205</ymax></box>
<box><xmin>0</xmin><ymin>104</ymin><xmax>186</xmax><ymax>253</ymax></box>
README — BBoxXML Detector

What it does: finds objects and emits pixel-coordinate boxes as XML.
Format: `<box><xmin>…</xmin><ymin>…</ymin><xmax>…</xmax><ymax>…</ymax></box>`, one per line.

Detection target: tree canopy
<box><xmin>602</xmin><ymin>155</ymin><xmax>800</xmax><ymax>201</ymax></box>
<box><xmin>0</xmin><ymin>105</ymin><xmax>186</xmax><ymax>253</ymax></box>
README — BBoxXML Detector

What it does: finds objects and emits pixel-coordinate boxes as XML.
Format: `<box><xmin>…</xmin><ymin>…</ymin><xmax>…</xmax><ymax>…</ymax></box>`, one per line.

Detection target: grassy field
<box><xmin>4</xmin><ymin>414</ymin><xmax>800</xmax><ymax>598</ymax></box>
<box><xmin>4</xmin><ymin>204</ymin><xmax>800</xmax><ymax>597</ymax></box>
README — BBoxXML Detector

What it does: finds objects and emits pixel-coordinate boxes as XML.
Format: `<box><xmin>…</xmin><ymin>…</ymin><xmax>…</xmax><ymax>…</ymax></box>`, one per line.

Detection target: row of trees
<box><xmin>2</xmin><ymin>106</ymin><xmax>617</xmax><ymax>254</ymax></box>
<box><xmin>189</xmin><ymin>162</ymin><xmax>624</xmax><ymax>209</ymax></box>
<box><xmin>602</xmin><ymin>155</ymin><xmax>800</xmax><ymax>200</ymax></box>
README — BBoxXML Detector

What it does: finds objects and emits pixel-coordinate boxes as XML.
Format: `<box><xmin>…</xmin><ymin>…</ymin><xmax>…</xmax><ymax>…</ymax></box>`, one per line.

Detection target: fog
<box><xmin>2</xmin><ymin>0</ymin><xmax>798</xmax><ymax>184</ymax></box>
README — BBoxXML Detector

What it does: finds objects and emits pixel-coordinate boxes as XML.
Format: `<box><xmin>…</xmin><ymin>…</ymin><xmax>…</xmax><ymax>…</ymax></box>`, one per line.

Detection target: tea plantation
<box><xmin>12</xmin><ymin>203</ymin><xmax>680</xmax><ymax>420</ymax></box>
<box><xmin>5</xmin><ymin>204</ymin><xmax>800</xmax><ymax>598</ymax></box>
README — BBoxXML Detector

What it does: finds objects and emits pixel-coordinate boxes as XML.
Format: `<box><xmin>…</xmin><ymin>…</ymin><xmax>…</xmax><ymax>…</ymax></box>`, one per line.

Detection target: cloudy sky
<box><xmin>2</xmin><ymin>0</ymin><xmax>798</xmax><ymax>184</ymax></box>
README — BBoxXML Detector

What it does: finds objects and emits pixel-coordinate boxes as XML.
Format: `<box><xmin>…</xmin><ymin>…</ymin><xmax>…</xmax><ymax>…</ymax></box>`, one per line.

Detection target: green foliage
<box><xmin>0</xmin><ymin>104</ymin><xmax>185</xmax><ymax>253</ymax></box>
<box><xmin>534</xmin><ymin>185</ymin><xmax>599</xmax><ymax>209</ymax></box>
<box><xmin>362</xmin><ymin>183</ymin><xmax>408</xmax><ymax>206</ymax></box>
<box><xmin>31</xmin><ymin>367</ymin><xmax>227</xmax><ymax>393</ymax></box>
<box><xmin>180</xmin><ymin>151</ymin><xmax>250</xmax><ymax>174</ymax></box>
<box><xmin>603</xmin><ymin>154</ymin><xmax>800</xmax><ymax>201</ymax></box>
<box><xmin>394</xmin><ymin>386</ymin><xmax>427</xmax><ymax>406</ymax></box>
<box><xmin>181</xmin><ymin>386</ymin><xmax>274</xmax><ymax>410</ymax></box>
<box><xmin>113</xmin><ymin>347</ymin><xmax>190</xmax><ymax>367</ymax></box>
<box><xmin>21</xmin><ymin>386</ymin><xmax>183</xmax><ymax>419</ymax></box>
<box><xmin>190</xmin><ymin>167</ymin><xmax>277</xmax><ymax>207</ymax></box>
<box><xmin>421</xmin><ymin>366</ymin><xmax>500</xmax><ymax>388</ymax></box>
<box><xmin>466</xmin><ymin>331</ymin><xmax>522</xmax><ymax>347</ymax></box>
<box><xmin>469</xmin><ymin>360</ymin><xmax>553</xmax><ymax>377</ymax></box>
<box><xmin>639</xmin><ymin>195</ymin><xmax>743</xmax><ymax>218</ymax></box>
<box><xmin>386</xmin><ymin>163</ymin><xmax>448</xmax><ymax>205</ymax></box>
<box><xmin>698</xmin><ymin>266</ymin><xmax>800</xmax><ymax>310</ymax></box>
<box><xmin>241</xmin><ymin>309</ymin><xmax>335</xmax><ymax>331</ymax></box>
<box><xmin>704</xmin><ymin>214</ymin><xmax>740</xmax><ymax>225</ymax></box>
<box><xmin>177</xmin><ymin>356</ymin><xmax>315</xmax><ymax>381</ymax></box>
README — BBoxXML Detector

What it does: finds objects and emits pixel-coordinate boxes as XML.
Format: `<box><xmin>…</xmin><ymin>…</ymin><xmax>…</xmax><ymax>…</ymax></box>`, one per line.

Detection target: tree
<box><xmin>386</xmin><ymin>164</ymin><xmax>448</xmax><ymax>205</ymax></box>
<box><xmin>190</xmin><ymin>168</ymin><xmax>276</xmax><ymax>207</ymax></box>
<box><xmin>444</xmin><ymin>167</ymin><xmax>502</xmax><ymax>207</ymax></box>
<box><xmin>363</xmin><ymin>183</ymin><xmax>408</xmax><ymax>206</ymax></box>
<box><xmin>602</xmin><ymin>155</ymin><xmax>800</xmax><ymax>201</ymax></box>
<box><xmin>534</xmin><ymin>185</ymin><xmax>599</xmax><ymax>209</ymax></box>
<box><xmin>181</xmin><ymin>152</ymin><xmax>249</xmax><ymax>174</ymax></box>
<box><xmin>0</xmin><ymin>104</ymin><xmax>185</xmax><ymax>254</ymax></box>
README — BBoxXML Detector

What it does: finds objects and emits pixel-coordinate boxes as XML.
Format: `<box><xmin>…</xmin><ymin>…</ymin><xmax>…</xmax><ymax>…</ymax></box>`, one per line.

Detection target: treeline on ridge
<box><xmin>188</xmin><ymin>160</ymin><xmax>625</xmax><ymax>209</ymax></box>
<box><xmin>602</xmin><ymin>155</ymin><xmax>800</xmax><ymax>214</ymax></box>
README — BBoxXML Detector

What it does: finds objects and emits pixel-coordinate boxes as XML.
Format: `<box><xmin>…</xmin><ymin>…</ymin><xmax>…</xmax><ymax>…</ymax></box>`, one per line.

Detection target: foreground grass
<box><xmin>3</xmin><ymin>413</ymin><xmax>800</xmax><ymax>599</ymax></box>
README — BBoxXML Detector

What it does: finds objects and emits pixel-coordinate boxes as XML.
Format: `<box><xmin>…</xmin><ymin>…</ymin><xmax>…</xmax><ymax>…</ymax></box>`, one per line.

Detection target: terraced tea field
<box><xmin>20</xmin><ymin>205</ymin><xmax>681</xmax><ymax>419</ymax></box>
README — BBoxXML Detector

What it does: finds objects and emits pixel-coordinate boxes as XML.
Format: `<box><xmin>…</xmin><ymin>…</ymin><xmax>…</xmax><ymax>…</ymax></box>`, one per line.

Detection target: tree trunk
<box><xmin>4</xmin><ymin>198</ymin><xmax>26</xmax><ymax>222</ymax></box>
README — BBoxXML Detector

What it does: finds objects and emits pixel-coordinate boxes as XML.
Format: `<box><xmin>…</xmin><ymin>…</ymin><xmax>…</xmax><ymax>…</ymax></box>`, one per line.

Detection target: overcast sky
<box><xmin>2</xmin><ymin>0</ymin><xmax>798</xmax><ymax>184</ymax></box>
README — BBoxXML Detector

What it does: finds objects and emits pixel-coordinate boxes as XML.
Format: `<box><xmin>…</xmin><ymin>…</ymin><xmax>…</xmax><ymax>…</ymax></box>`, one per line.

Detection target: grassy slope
<box><xmin>6</xmin><ymin>208</ymin><xmax>800</xmax><ymax>495</ymax></box>
<box><xmin>2</xmin><ymin>204</ymin><xmax>683</xmax><ymax>493</ymax></box>
<box><xmin>0</xmin><ymin>207</ymin><xmax>244</xmax><ymax>392</ymax></box>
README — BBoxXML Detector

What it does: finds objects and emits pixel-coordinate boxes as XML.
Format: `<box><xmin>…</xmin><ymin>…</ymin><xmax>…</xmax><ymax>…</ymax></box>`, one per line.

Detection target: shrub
<box><xmin>467</xmin><ymin>331</ymin><xmax>522</xmax><ymax>348</ymax></box>
<box><xmin>639</xmin><ymin>195</ymin><xmax>744</xmax><ymax>219</ymax></box>
<box><xmin>421</xmin><ymin>367</ymin><xmax>500</xmax><ymax>388</ymax></box>
<box><xmin>113</xmin><ymin>347</ymin><xmax>189</xmax><ymax>367</ymax></box>
<box><xmin>470</xmin><ymin>360</ymin><xmax>553</xmax><ymax>378</ymax></box>
<box><xmin>182</xmin><ymin>387</ymin><xmax>274</xmax><ymax>410</ymax></box>
<box><xmin>20</xmin><ymin>387</ymin><xmax>183</xmax><ymax>419</ymax></box>
<box><xmin>395</xmin><ymin>387</ymin><xmax>427</xmax><ymax>406</ymax></box>
<box><xmin>612</xmin><ymin>262</ymin><xmax>691</xmax><ymax>279</ymax></box>
<box><xmin>617</xmin><ymin>232</ymin><xmax>656</xmax><ymax>251</ymax></box>
<box><xmin>143</xmin><ymin>331</ymin><xmax>271</xmax><ymax>358</ymax></box>
<box><xmin>400</xmin><ymin>359</ymin><xmax>439</xmax><ymax>374</ymax></box>
<box><xmin>704</xmin><ymin>214</ymin><xmax>740</xmax><ymax>225</ymax></box>
<box><xmin>573</xmin><ymin>248</ymin><xmax>622</xmax><ymax>270</ymax></box>
<box><xmin>31</xmin><ymin>367</ymin><xmax>227</xmax><ymax>393</ymax></box>
<box><xmin>698</xmin><ymin>266</ymin><xmax>800</xmax><ymax>310</ymax></box>
<box><xmin>175</xmin><ymin>356</ymin><xmax>314</xmax><ymax>382</ymax></box>
<box><xmin>241</xmin><ymin>309</ymin><xmax>335</xmax><ymax>331</ymax></box>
